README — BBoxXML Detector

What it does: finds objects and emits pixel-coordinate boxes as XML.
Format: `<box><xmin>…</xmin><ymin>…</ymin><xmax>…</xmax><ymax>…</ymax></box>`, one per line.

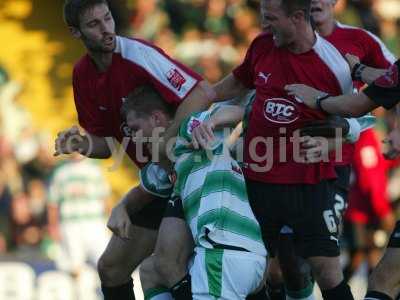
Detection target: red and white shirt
<box><xmin>324</xmin><ymin>23</ymin><xmax>396</xmax><ymax>166</ymax></box>
<box><xmin>233</xmin><ymin>33</ymin><xmax>353</xmax><ymax>184</ymax></box>
<box><xmin>73</xmin><ymin>36</ymin><xmax>202</xmax><ymax>168</ymax></box>
<box><xmin>327</xmin><ymin>22</ymin><xmax>395</xmax><ymax>72</ymax></box>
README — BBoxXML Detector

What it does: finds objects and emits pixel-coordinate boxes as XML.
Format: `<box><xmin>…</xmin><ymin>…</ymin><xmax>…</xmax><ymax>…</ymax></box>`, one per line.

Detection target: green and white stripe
<box><xmin>139</xmin><ymin>108</ymin><xmax>266</xmax><ymax>256</ymax></box>
<box><xmin>173</xmin><ymin>111</ymin><xmax>266</xmax><ymax>256</ymax></box>
<box><xmin>48</xmin><ymin>160</ymin><xmax>109</xmax><ymax>222</ymax></box>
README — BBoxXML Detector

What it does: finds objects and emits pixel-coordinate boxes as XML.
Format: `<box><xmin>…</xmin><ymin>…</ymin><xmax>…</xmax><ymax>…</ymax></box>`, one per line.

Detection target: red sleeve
<box><xmin>148</xmin><ymin>54</ymin><xmax>202</xmax><ymax>106</ymax></box>
<box><xmin>232</xmin><ymin>38</ymin><xmax>258</xmax><ymax>89</ymax></box>
<box><xmin>125</xmin><ymin>39</ymin><xmax>203</xmax><ymax>106</ymax></box>
<box><xmin>72</xmin><ymin>67</ymin><xmax>111</xmax><ymax>137</ymax></box>
<box><xmin>352</xmin><ymin>130</ymin><xmax>392</xmax><ymax>219</ymax></box>
<box><xmin>362</xmin><ymin>31</ymin><xmax>396</xmax><ymax>69</ymax></box>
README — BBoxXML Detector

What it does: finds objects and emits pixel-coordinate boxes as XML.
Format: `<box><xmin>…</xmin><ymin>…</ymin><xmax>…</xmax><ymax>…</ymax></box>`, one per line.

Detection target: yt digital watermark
<box><xmin>57</xmin><ymin>127</ymin><xmax>344</xmax><ymax>172</ymax></box>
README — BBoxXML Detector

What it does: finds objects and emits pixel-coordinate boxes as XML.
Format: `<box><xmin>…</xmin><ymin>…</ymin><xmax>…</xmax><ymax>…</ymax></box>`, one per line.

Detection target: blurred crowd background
<box><xmin>0</xmin><ymin>0</ymin><xmax>400</xmax><ymax>299</ymax></box>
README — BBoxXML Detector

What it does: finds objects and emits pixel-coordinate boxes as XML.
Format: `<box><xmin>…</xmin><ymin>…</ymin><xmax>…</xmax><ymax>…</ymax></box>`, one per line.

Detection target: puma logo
<box><xmin>258</xmin><ymin>72</ymin><xmax>271</xmax><ymax>84</ymax></box>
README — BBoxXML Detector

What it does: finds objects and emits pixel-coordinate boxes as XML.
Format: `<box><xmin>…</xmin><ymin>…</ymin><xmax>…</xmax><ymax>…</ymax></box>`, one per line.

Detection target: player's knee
<box><xmin>154</xmin><ymin>250</ymin><xmax>186</xmax><ymax>281</ymax></box>
<box><xmin>97</xmin><ymin>252</ymin><xmax>113</xmax><ymax>282</ymax></box>
<box><xmin>309</xmin><ymin>258</ymin><xmax>342</xmax><ymax>290</ymax></box>
<box><xmin>279</xmin><ymin>257</ymin><xmax>310</xmax><ymax>290</ymax></box>
<box><xmin>140</xmin><ymin>257</ymin><xmax>160</xmax><ymax>291</ymax></box>
<box><xmin>267</xmin><ymin>258</ymin><xmax>283</xmax><ymax>285</ymax></box>
<box><xmin>97</xmin><ymin>251</ymin><xmax>129</xmax><ymax>285</ymax></box>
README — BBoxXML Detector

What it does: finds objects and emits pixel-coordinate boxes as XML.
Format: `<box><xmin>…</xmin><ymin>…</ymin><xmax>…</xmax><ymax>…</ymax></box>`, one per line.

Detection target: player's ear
<box><xmin>69</xmin><ymin>26</ymin><xmax>81</xmax><ymax>39</ymax></box>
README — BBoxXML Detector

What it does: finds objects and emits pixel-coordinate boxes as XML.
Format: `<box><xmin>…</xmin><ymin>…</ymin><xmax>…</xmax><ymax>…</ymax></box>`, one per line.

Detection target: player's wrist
<box><xmin>351</xmin><ymin>62</ymin><xmax>367</xmax><ymax>82</ymax></box>
<box><xmin>315</xmin><ymin>93</ymin><xmax>331</xmax><ymax>113</ymax></box>
<box><xmin>71</xmin><ymin>134</ymin><xmax>89</xmax><ymax>154</ymax></box>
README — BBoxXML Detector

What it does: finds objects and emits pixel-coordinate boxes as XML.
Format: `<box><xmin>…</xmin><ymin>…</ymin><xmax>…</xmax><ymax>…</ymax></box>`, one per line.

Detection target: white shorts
<box><xmin>56</xmin><ymin>219</ymin><xmax>109</xmax><ymax>272</ymax></box>
<box><xmin>189</xmin><ymin>247</ymin><xmax>266</xmax><ymax>300</ymax></box>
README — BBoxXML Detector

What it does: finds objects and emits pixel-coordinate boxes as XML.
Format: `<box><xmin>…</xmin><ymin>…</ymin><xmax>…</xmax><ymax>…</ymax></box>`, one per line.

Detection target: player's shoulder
<box><xmin>335</xmin><ymin>22</ymin><xmax>380</xmax><ymax>43</ymax></box>
<box><xmin>73</xmin><ymin>54</ymin><xmax>92</xmax><ymax>76</ymax></box>
<box><xmin>243</xmin><ymin>32</ymin><xmax>274</xmax><ymax>60</ymax></box>
<box><xmin>115</xmin><ymin>36</ymin><xmax>164</xmax><ymax>58</ymax></box>
<box><xmin>249</xmin><ymin>32</ymin><xmax>274</xmax><ymax>49</ymax></box>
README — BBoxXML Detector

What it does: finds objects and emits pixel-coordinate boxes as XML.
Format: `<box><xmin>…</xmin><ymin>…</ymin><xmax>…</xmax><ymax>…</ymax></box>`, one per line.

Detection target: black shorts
<box><xmin>388</xmin><ymin>221</ymin><xmax>400</xmax><ymax>248</ymax></box>
<box><xmin>128</xmin><ymin>197</ymin><xmax>168</xmax><ymax>230</ymax></box>
<box><xmin>334</xmin><ymin>165</ymin><xmax>351</xmax><ymax>197</ymax></box>
<box><xmin>163</xmin><ymin>195</ymin><xmax>185</xmax><ymax>219</ymax></box>
<box><xmin>246</xmin><ymin>179</ymin><xmax>341</xmax><ymax>258</ymax></box>
<box><xmin>333</xmin><ymin>165</ymin><xmax>351</xmax><ymax>222</ymax></box>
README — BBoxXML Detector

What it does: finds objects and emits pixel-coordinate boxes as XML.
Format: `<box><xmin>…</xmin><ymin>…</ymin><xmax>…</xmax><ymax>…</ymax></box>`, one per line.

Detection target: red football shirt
<box><xmin>73</xmin><ymin>36</ymin><xmax>202</xmax><ymax>168</ymax></box>
<box><xmin>324</xmin><ymin>23</ymin><xmax>396</xmax><ymax>166</ymax></box>
<box><xmin>233</xmin><ymin>33</ymin><xmax>354</xmax><ymax>184</ymax></box>
<box><xmin>345</xmin><ymin>129</ymin><xmax>392</xmax><ymax>224</ymax></box>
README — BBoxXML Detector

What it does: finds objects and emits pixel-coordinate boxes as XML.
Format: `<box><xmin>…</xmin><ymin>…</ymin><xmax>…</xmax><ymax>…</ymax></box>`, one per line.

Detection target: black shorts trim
<box><xmin>163</xmin><ymin>195</ymin><xmax>185</xmax><ymax>220</ymax></box>
<box><xmin>128</xmin><ymin>197</ymin><xmax>167</xmax><ymax>230</ymax></box>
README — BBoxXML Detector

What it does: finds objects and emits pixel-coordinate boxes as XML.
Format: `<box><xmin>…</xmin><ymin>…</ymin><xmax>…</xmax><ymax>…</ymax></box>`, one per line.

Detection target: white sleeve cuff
<box><xmin>345</xmin><ymin>118</ymin><xmax>362</xmax><ymax>143</ymax></box>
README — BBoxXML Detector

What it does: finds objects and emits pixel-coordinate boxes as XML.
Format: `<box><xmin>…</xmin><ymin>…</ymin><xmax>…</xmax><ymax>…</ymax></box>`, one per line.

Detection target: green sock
<box><xmin>144</xmin><ymin>287</ymin><xmax>172</xmax><ymax>300</ymax></box>
<box><xmin>286</xmin><ymin>281</ymin><xmax>315</xmax><ymax>300</ymax></box>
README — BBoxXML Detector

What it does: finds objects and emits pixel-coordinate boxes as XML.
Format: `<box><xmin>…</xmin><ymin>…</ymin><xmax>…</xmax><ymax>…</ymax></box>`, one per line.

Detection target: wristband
<box><xmin>316</xmin><ymin>93</ymin><xmax>331</xmax><ymax>114</ymax></box>
<box><xmin>351</xmin><ymin>63</ymin><xmax>366</xmax><ymax>81</ymax></box>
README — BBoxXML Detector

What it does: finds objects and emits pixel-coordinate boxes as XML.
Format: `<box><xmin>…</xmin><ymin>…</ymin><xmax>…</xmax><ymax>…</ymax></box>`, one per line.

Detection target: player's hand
<box><xmin>54</xmin><ymin>126</ymin><xmax>86</xmax><ymax>156</ymax></box>
<box><xmin>107</xmin><ymin>200</ymin><xmax>132</xmax><ymax>240</ymax></box>
<box><xmin>300</xmin><ymin>116</ymin><xmax>350</xmax><ymax>138</ymax></box>
<box><xmin>285</xmin><ymin>84</ymin><xmax>324</xmax><ymax>109</ymax></box>
<box><xmin>299</xmin><ymin>136</ymin><xmax>329</xmax><ymax>163</ymax></box>
<box><xmin>345</xmin><ymin>53</ymin><xmax>361</xmax><ymax>72</ymax></box>
<box><xmin>191</xmin><ymin>120</ymin><xmax>216</xmax><ymax>150</ymax></box>
<box><xmin>383</xmin><ymin>128</ymin><xmax>400</xmax><ymax>160</ymax></box>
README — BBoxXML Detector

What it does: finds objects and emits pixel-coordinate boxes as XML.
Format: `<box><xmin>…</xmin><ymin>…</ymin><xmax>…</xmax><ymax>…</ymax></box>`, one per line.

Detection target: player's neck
<box><xmin>89</xmin><ymin>51</ymin><xmax>113</xmax><ymax>72</ymax></box>
<box><xmin>287</xmin><ymin>24</ymin><xmax>315</xmax><ymax>54</ymax></box>
<box><xmin>316</xmin><ymin>18</ymin><xmax>336</xmax><ymax>37</ymax></box>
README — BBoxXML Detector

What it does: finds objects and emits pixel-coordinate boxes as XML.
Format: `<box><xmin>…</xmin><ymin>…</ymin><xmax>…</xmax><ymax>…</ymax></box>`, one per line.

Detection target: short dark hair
<box><xmin>63</xmin><ymin>0</ymin><xmax>108</xmax><ymax>28</ymax></box>
<box><xmin>120</xmin><ymin>85</ymin><xmax>177</xmax><ymax>120</ymax></box>
<box><xmin>280</xmin><ymin>0</ymin><xmax>311</xmax><ymax>21</ymax></box>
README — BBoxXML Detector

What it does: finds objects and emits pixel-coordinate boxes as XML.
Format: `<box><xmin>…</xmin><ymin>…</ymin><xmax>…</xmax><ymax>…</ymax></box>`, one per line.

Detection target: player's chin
<box><xmin>311</xmin><ymin>13</ymin><xmax>325</xmax><ymax>25</ymax></box>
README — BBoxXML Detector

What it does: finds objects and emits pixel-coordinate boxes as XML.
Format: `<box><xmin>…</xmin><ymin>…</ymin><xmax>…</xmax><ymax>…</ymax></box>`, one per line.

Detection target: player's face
<box><xmin>310</xmin><ymin>0</ymin><xmax>336</xmax><ymax>26</ymax></box>
<box><xmin>78</xmin><ymin>3</ymin><xmax>116</xmax><ymax>53</ymax></box>
<box><xmin>262</xmin><ymin>0</ymin><xmax>297</xmax><ymax>47</ymax></box>
<box><xmin>126</xmin><ymin>111</ymin><xmax>156</xmax><ymax>138</ymax></box>
<box><xmin>260</xmin><ymin>0</ymin><xmax>271</xmax><ymax>33</ymax></box>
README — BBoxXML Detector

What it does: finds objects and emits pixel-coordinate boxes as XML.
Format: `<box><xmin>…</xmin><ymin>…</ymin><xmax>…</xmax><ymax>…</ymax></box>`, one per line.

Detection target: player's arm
<box><xmin>189</xmin><ymin>73</ymin><xmax>249</xmax><ymax>149</ymax></box>
<box><xmin>162</xmin><ymin>81</ymin><xmax>216</xmax><ymax>148</ymax></box>
<box><xmin>47</xmin><ymin>203</ymin><xmax>60</xmax><ymax>241</ymax></box>
<box><xmin>285</xmin><ymin>84</ymin><xmax>379</xmax><ymax>117</ymax></box>
<box><xmin>54</xmin><ymin>125</ymin><xmax>112</xmax><ymax>159</ymax></box>
<box><xmin>47</xmin><ymin>176</ymin><xmax>61</xmax><ymax>241</ymax></box>
<box><xmin>345</xmin><ymin>53</ymin><xmax>387</xmax><ymax>85</ymax></box>
<box><xmin>192</xmin><ymin>105</ymin><xmax>245</xmax><ymax>149</ymax></box>
<box><xmin>107</xmin><ymin>185</ymin><xmax>155</xmax><ymax>239</ymax></box>
<box><xmin>213</xmin><ymin>73</ymin><xmax>250</xmax><ymax>101</ymax></box>
<box><xmin>210</xmin><ymin>105</ymin><xmax>245</xmax><ymax>128</ymax></box>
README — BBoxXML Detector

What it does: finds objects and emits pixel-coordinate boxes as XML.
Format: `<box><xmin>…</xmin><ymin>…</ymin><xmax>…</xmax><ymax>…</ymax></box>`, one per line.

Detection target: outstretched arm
<box><xmin>285</xmin><ymin>84</ymin><xmax>379</xmax><ymax>117</ymax></box>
